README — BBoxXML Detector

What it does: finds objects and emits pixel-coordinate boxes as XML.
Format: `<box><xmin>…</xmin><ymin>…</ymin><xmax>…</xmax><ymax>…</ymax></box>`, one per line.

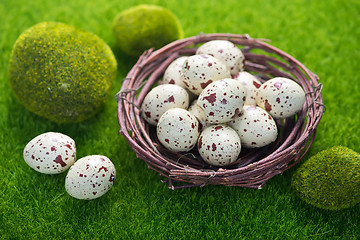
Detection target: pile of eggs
<box><xmin>141</xmin><ymin>40</ymin><xmax>306</xmax><ymax>167</ymax></box>
<box><xmin>23</xmin><ymin>132</ymin><xmax>116</xmax><ymax>200</ymax></box>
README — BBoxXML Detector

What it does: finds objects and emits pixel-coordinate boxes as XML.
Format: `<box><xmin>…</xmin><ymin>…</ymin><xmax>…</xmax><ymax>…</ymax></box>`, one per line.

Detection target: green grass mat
<box><xmin>1</xmin><ymin>0</ymin><xmax>359</xmax><ymax>239</ymax></box>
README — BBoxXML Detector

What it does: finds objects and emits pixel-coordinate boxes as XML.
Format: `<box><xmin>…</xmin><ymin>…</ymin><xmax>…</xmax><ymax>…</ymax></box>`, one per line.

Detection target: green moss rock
<box><xmin>9</xmin><ymin>22</ymin><xmax>117</xmax><ymax>123</ymax></box>
<box><xmin>291</xmin><ymin>146</ymin><xmax>360</xmax><ymax>210</ymax></box>
<box><xmin>112</xmin><ymin>4</ymin><xmax>183</xmax><ymax>56</ymax></box>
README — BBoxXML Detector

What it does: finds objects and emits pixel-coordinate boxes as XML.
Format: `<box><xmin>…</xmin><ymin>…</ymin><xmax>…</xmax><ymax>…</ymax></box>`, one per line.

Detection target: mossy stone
<box><xmin>112</xmin><ymin>4</ymin><xmax>183</xmax><ymax>56</ymax></box>
<box><xmin>291</xmin><ymin>146</ymin><xmax>360</xmax><ymax>210</ymax></box>
<box><xmin>9</xmin><ymin>22</ymin><xmax>117</xmax><ymax>123</ymax></box>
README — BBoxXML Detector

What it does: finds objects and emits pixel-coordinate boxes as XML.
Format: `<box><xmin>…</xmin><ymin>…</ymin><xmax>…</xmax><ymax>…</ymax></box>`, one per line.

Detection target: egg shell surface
<box><xmin>196</xmin><ymin>40</ymin><xmax>245</xmax><ymax>75</ymax></box>
<box><xmin>197</xmin><ymin>78</ymin><xmax>246</xmax><ymax>124</ymax></box>
<box><xmin>198</xmin><ymin>124</ymin><xmax>241</xmax><ymax>166</ymax></box>
<box><xmin>229</xmin><ymin>105</ymin><xmax>278</xmax><ymax>148</ymax></box>
<box><xmin>23</xmin><ymin>132</ymin><xmax>76</xmax><ymax>174</ymax></box>
<box><xmin>181</xmin><ymin>54</ymin><xmax>231</xmax><ymax>95</ymax></box>
<box><xmin>256</xmin><ymin>77</ymin><xmax>306</xmax><ymax>119</ymax></box>
<box><xmin>141</xmin><ymin>84</ymin><xmax>189</xmax><ymax>125</ymax></box>
<box><xmin>157</xmin><ymin>108</ymin><xmax>200</xmax><ymax>152</ymax></box>
<box><xmin>65</xmin><ymin>155</ymin><xmax>116</xmax><ymax>200</ymax></box>
<box><xmin>162</xmin><ymin>56</ymin><xmax>188</xmax><ymax>88</ymax></box>
<box><xmin>233</xmin><ymin>71</ymin><xmax>262</xmax><ymax>106</ymax></box>
<box><xmin>188</xmin><ymin>99</ymin><xmax>213</xmax><ymax>130</ymax></box>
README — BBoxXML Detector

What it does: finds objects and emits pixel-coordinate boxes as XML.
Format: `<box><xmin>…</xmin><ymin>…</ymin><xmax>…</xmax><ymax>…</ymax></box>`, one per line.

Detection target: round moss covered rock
<box><xmin>9</xmin><ymin>22</ymin><xmax>117</xmax><ymax>123</ymax></box>
<box><xmin>112</xmin><ymin>4</ymin><xmax>183</xmax><ymax>56</ymax></box>
<box><xmin>291</xmin><ymin>146</ymin><xmax>360</xmax><ymax>210</ymax></box>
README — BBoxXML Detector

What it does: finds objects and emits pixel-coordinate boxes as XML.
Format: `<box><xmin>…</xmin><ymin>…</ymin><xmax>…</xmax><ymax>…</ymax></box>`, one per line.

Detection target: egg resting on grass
<box><xmin>291</xmin><ymin>146</ymin><xmax>360</xmax><ymax>210</ymax></box>
<box><xmin>8</xmin><ymin>22</ymin><xmax>117</xmax><ymax>123</ymax></box>
<box><xmin>23</xmin><ymin>132</ymin><xmax>76</xmax><ymax>174</ymax></box>
<box><xmin>112</xmin><ymin>4</ymin><xmax>183</xmax><ymax>56</ymax></box>
<box><xmin>65</xmin><ymin>155</ymin><xmax>116</xmax><ymax>200</ymax></box>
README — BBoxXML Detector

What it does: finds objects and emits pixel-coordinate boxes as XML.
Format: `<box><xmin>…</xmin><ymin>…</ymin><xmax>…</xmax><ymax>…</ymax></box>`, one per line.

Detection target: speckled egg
<box><xmin>188</xmin><ymin>99</ymin><xmax>212</xmax><ymax>130</ymax></box>
<box><xmin>23</xmin><ymin>132</ymin><xmax>76</xmax><ymax>174</ymax></box>
<box><xmin>233</xmin><ymin>71</ymin><xmax>262</xmax><ymax>106</ymax></box>
<box><xmin>197</xmin><ymin>78</ymin><xmax>246</xmax><ymax>124</ymax></box>
<box><xmin>141</xmin><ymin>84</ymin><xmax>189</xmax><ymax>125</ymax></box>
<box><xmin>256</xmin><ymin>77</ymin><xmax>306</xmax><ymax>119</ymax></box>
<box><xmin>157</xmin><ymin>108</ymin><xmax>200</xmax><ymax>152</ymax></box>
<box><xmin>228</xmin><ymin>105</ymin><xmax>278</xmax><ymax>148</ymax></box>
<box><xmin>65</xmin><ymin>155</ymin><xmax>116</xmax><ymax>200</ymax></box>
<box><xmin>162</xmin><ymin>56</ymin><xmax>188</xmax><ymax>88</ymax></box>
<box><xmin>181</xmin><ymin>54</ymin><xmax>231</xmax><ymax>95</ymax></box>
<box><xmin>196</xmin><ymin>40</ymin><xmax>245</xmax><ymax>75</ymax></box>
<box><xmin>198</xmin><ymin>124</ymin><xmax>241</xmax><ymax>166</ymax></box>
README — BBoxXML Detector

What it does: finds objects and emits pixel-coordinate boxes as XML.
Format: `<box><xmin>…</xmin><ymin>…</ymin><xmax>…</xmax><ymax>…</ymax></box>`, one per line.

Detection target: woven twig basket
<box><xmin>116</xmin><ymin>33</ymin><xmax>325</xmax><ymax>190</ymax></box>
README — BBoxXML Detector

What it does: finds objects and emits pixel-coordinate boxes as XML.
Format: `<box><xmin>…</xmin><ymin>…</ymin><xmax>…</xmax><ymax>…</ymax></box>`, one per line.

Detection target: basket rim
<box><xmin>116</xmin><ymin>33</ymin><xmax>325</xmax><ymax>190</ymax></box>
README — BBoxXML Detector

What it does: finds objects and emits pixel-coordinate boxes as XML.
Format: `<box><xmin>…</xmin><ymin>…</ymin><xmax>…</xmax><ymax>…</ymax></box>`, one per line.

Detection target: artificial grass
<box><xmin>0</xmin><ymin>0</ymin><xmax>359</xmax><ymax>239</ymax></box>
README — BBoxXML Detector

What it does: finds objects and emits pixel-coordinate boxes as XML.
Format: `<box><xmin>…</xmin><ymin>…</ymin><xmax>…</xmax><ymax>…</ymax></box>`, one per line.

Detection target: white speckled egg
<box><xmin>197</xmin><ymin>78</ymin><xmax>246</xmax><ymax>124</ymax></box>
<box><xmin>256</xmin><ymin>77</ymin><xmax>306</xmax><ymax>119</ymax></box>
<box><xmin>23</xmin><ymin>132</ymin><xmax>76</xmax><ymax>174</ymax></box>
<box><xmin>141</xmin><ymin>84</ymin><xmax>189</xmax><ymax>125</ymax></box>
<box><xmin>65</xmin><ymin>155</ymin><xmax>116</xmax><ymax>200</ymax></box>
<box><xmin>188</xmin><ymin>99</ymin><xmax>213</xmax><ymax>130</ymax></box>
<box><xmin>196</xmin><ymin>40</ymin><xmax>245</xmax><ymax>75</ymax></box>
<box><xmin>228</xmin><ymin>105</ymin><xmax>278</xmax><ymax>148</ymax></box>
<box><xmin>198</xmin><ymin>124</ymin><xmax>241</xmax><ymax>166</ymax></box>
<box><xmin>162</xmin><ymin>56</ymin><xmax>188</xmax><ymax>88</ymax></box>
<box><xmin>233</xmin><ymin>71</ymin><xmax>262</xmax><ymax>106</ymax></box>
<box><xmin>181</xmin><ymin>54</ymin><xmax>231</xmax><ymax>95</ymax></box>
<box><xmin>157</xmin><ymin>108</ymin><xmax>200</xmax><ymax>152</ymax></box>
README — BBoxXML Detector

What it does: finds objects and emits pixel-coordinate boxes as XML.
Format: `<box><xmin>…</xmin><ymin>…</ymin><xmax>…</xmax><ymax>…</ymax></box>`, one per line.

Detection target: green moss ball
<box><xmin>112</xmin><ymin>4</ymin><xmax>183</xmax><ymax>56</ymax></box>
<box><xmin>291</xmin><ymin>146</ymin><xmax>360</xmax><ymax>210</ymax></box>
<box><xmin>9</xmin><ymin>22</ymin><xmax>117</xmax><ymax>123</ymax></box>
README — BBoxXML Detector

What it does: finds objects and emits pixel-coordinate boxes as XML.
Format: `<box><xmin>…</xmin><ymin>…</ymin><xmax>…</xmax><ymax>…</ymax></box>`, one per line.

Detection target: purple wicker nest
<box><xmin>116</xmin><ymin>33</ymin><xmax>325</xmax><ymax>190</ymax></box>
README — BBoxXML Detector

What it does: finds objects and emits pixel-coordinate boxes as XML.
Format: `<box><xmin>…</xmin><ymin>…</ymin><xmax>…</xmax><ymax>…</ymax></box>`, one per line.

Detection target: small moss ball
<box><xmin>291</xmin><ymin>146</ymin><xmax>360</xmax><ymax>210</ymax></box>
<box><xmin>9</xmin><ymin>22</ymin><xmax>117</xmax><ymax>123</ymax></box>
<box><xmin>112</xmin><ymin>4</ymin><xmax>183</xmax><ymax>56</ymax></box>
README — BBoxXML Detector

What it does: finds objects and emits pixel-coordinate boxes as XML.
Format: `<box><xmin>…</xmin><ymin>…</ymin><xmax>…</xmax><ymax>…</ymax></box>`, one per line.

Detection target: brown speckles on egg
<box><xmin>200</xmin><ymin>80</ymin><xmax>213</xmax><ymax>89</ymax></box>
<box><xmin>212</xmin><ymin>143</ymin><xmax>217</xmax><ymax>151</ymax></box>
<box><xmin>264</xmin><ymin>100</ymin><xmax>272</xmax><ymax>112</ymax></box>
<box><xmin>253</xmin><ymin>80</ymin><xmax>261</xmax><ymax>89</ymax></box>
<box><xmin>202</xmin><ymin>92</ymin><xmax>217</xmax><ymax>104</ymax></box>
<box><xmin>53</xmin><ymin>155</ymin><xmax>66</xmax><ymax>167</ymax></box>
<box><xmin>164</xmin><ymin>96</ymin><xmax>175</xmax><ymax>103</ymax></box>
